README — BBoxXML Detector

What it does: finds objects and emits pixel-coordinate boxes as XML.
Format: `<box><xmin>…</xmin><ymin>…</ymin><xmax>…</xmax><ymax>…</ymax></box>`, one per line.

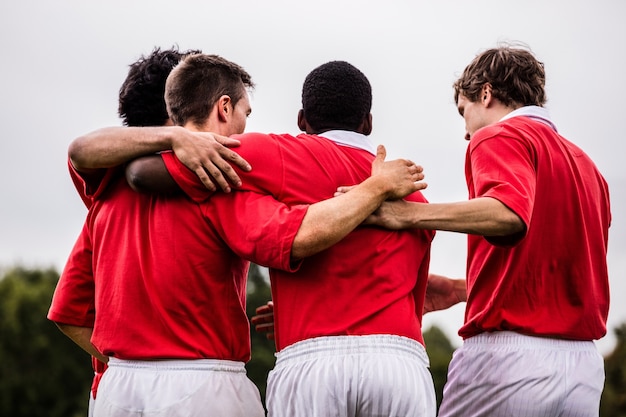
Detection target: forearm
<box><xmin>55</xmin><ymin>323</ymin><xmax>108</xmax><ymax>363</ymax></box>
<box><xmin>403</xmin><ymin>197</ymin><xmax>524</xmax><ymax>236</ymax></box>
<box><xmin>429</xmin><ymin>273</ymin><xmax>467</xmax><ymax>302</ymax></box>
<box><xmin>291</xmin><ymin>176</ymin><xmax>390</xmax><ymax>259</ymax></box>
<box><xmin>68</xmin><ymin>126</ymin><xmax>183</xmax><ymax>171</ymax></box>
<box><xmin>125</xmin><ymin>155</ymin><xmax>180</xmax><ymax>194</ymax></box>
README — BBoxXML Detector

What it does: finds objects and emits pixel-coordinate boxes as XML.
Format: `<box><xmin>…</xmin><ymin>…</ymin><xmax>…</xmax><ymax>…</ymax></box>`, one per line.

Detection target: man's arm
<box><xmin>54</xmin><ymin>323</ymin><xmax>108</xmax><ymax>364</ymax></box>
<box><xmin>291</xmin><ymin>145</ymin><xmax>426</xmax><ymax>259</ymax></box>
<box><xmin>69</xmin><ymin>126</ymin><xmax>250</xmax><ymax>192</ymax></box>
<box><xmin>423</xmin><ymin>273</ymin><xmax>467</xmax><ymax>314</ymax></box>
<box><xmin>208</xmin><ymin>145</ymin><xmax>426</xmax><ymax>269</ymax></box>
<box><xmin>359</xmin><ymin>197</ymin><xmax>524</xmax><ymax>237</ymax></box>
<box><xmin>125</xmin><ymin>155</ymin><xmax>179</xmax><ymax>194</ymax></box>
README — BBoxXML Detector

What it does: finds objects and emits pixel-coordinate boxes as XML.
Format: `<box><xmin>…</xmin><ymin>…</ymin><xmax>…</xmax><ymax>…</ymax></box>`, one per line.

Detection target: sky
<box><xmin>1</xmin><ymin>0</ymin><xmax>624</xmax><ymax>355</ymax></box>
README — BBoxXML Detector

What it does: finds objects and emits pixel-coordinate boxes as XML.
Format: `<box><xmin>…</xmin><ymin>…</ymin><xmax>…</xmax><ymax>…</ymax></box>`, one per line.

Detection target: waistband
<box><xmin>276</xmin><ymin>335</ymin><xmax>428</xmax><ymax>365</ymax></box>
<box><xmin>464</xmin><ymin>331</ymin><xmax>598</xmax><ymax>352</ymax></box>
<box><xmin>107</xmin><ymin>357</ymin><xmax>246</xmax><ymax>373</ymax></box>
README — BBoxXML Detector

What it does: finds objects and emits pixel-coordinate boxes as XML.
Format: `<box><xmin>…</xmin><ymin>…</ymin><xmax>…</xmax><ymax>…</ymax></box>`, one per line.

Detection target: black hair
<box><xmin>301</xmin><ymin>61</ymin><xmax>372</xmax><ymax>132</ymax></box>
<box><xmin>118</xmin><ymin>46</ymin><xmax>201</xmax><ymax>127</ymax></box>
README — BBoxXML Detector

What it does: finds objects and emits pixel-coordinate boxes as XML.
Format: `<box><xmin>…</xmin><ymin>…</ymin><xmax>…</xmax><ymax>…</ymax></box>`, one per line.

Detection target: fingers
<box><xmin>223</xmin><ymin>149</ymin><xmax>251</xmax><ymax>172</ymax></box>
<box><xmin>175</xmin><ymin>132</ymin><xmax>251</xmax><ymax>192</ymax></box>
<box><xmin>251</xmin><ymin>312</ymin><xmax>273</xmax><ymax>325</ymax></box>
<box><xmin>193</xmin><ymin>168</ymin><xmax>217</xmax><ymax>192</ymax></box>
<box><xmin>214</xmin><ymin>134</ymin><xmax>241</xmax><ymax>148</ymax></box>
<box><xmin>414</xmin><ymin>181</ymin><xmax>428</xmax><ymax>191</ymax></box>
<box><xmin>199</xmin><ymin>164</ymin><xmax>234</xmax><ymax>193</ymax></box>
<box><xmin>334</xmin><ymin>185</ymin><xmax>357</xmax><ymax>197</ymax></box>
<box><xmin>254</xmin><ymin>303</ymin><xmax>273</xmax><ymax>315</ymax></box>
<box><xmin>252</xmin><ymin>301</ymin><xmax>274</xmax><ymax>339</ymax></box>
<box><xmin>197</xmin><ymin>148</ymin><xmax>251</xmax><ymax>193</ymax></box>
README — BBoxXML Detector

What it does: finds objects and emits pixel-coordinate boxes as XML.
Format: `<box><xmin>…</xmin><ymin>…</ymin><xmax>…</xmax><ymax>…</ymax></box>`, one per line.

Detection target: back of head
<box><xmin>165</xmin><ymin>54</ymin><xmax>254</xmax><ymax>127</ymax></box>
<box><xmin>118</xmin><ymin>46</ymin><xmax>201</xmax><ymax>127</ymax></box>
<box><xmin>454</xmin><ymin>44</ymin><xmax>546</xmax><ymax>107</ymax></box>
<box><xmin>301</xmin><ymin>61</ymin><xmax>372</xmax><ymax>133</ymax></box>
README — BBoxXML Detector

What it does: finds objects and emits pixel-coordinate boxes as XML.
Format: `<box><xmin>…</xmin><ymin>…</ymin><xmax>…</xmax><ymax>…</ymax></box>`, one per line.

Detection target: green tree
<box><xmin>423</xmin><ymin>324</ymin><xmax>456</xmax><ymax>411</ymax></box>
<box><xmin>245</xmin><ymin>263</ymin><xmax>276</xmax><ymax>408</ymax></box>
<box><xmin>0</xmin><ymin>266</ymin><xmax>92</xmax><ymax>417</ymax></box>
<box><xmin>601</xmin><ymin>323</ymin><xmax>626</xmax><ymax>417</ymax></box>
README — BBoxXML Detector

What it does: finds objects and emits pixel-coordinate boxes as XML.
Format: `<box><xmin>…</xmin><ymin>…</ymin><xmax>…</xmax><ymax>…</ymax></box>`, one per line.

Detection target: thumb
<box><xmin>372</xmin><ymin>144</ymin><xmax>386</xmax><ymax>174</ymax></box>
<box><xmin>375</xmin><ymin>144</ymin><xmax>386</xmax><ymax>162</ymax></box>
<box><xmin>214</xmin><ymin>134</ymin><xmax>241</xmax><ymax>147</ymax></box>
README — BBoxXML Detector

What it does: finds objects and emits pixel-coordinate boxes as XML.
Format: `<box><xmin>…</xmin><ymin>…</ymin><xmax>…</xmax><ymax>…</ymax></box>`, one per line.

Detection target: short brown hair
<box><xmin>454</xmin><ymin>44</ymin><xmax>546</xmax><ymax>107</ymax></box>
<box><xmin>165</xmin><ymin>54</ymin><xmax>254</xmax><ymax>127</ymax></box>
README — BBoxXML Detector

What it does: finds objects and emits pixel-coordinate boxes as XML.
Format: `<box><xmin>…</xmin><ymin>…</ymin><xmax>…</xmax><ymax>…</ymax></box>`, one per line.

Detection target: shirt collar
<box><xmin>317</xmin><ymin>130</ymin><xmax>377</xmax><ymax>155</ymax></box>
<box><xmin>499</xmin><ymin>105</ymin><xmax>558</xmax><ymax>132</ymax></box>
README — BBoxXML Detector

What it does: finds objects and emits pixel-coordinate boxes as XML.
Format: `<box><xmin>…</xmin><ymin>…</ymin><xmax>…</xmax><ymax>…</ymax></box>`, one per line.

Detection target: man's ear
<box><xmin>297</xmin><ymin>109</ymin><xmax>307</xmax><ymax>132</ymax></box>
<box><xmin>217</xmin><ymin>95</ymin><xmax>232</xmax><ymax>122</ymax></box>
<box><xmin>360</xmin><ymin>113</ymin><xmax>373</xmax><ymax>135</ymax></box>
<box><xmin>481</xmin><ymin>83</ymin><xmax>493</xmax><ymax>107</ymax></box>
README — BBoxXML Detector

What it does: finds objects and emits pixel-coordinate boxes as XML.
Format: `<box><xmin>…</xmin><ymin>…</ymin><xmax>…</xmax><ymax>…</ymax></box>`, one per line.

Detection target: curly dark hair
<box><xmin>301</xmin><ymin>61</ymin><xmax>372</xmax><ymax>132</ymax></box>
<box><xmin>453</xmin><ymin>44</ymin><xmax>546</xmax><ymax>107</ymax></box>
<box><xmin>118</xmin><ymin>46</ymin><xmax>201</xmax><ymax>127</ymax></box>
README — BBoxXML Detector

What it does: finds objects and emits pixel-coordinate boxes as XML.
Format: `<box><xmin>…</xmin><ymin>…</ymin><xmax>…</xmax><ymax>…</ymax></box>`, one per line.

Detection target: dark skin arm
<box><xmin>125</xmin><ymin>155</ymin><xmax>179</xmax><ymax>194</ymax></box>
<box><xmin>251</xmin><ymin>301</ymin><xmax>275</xmax><ymax>340</ymax></box>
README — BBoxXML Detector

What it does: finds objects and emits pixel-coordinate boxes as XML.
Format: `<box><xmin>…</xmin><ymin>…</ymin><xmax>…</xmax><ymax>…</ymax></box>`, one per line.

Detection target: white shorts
<box><xmin>267</xmin><ymin>334</ymin><xmax>436</xmax><ymax>417</ymax></box>
<box><xmin>438</xmin><ymin>332</ymin><xmax>605</xmax><ymax>417</ymax></box>
<box><xmin>93</xmin><ymin>358</ymin><xmax>265</xmax><ymax>417</ymax></box>
<box><xmin>88</xmin><ymin>392</ymin><xmax>95</xmax><ymax>417</ymax></box>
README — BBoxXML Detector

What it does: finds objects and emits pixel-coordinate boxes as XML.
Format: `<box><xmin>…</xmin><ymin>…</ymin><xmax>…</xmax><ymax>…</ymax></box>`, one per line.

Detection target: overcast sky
<box><xmin>1</xmin><ymin>0</ymin><xmax>624</xmax><ymax>355</ymax></box>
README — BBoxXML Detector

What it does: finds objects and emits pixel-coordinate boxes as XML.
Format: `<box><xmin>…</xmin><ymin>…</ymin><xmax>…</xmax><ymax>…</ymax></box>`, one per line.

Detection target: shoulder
<box><xmin>232</xmin><ymin>132</ymin><xmax>299</xmax><ymax>164</ymax></box>
<box><xmin>470</xmin><ymin>120</ymin><xmax>532</xmax><ymax>154</ymax></box>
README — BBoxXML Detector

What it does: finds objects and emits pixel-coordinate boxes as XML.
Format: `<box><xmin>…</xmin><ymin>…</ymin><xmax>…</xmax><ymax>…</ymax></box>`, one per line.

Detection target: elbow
<box><xmin>68</xmin><ymin>136</ymin><xmax>90</xmax><ymax>171</ymax></box>
<box><xmin>125</xmin><ymin>160</ymin><xmax>148</xmax><ymax>193</ymax></box>
<box><xmin>500</xmin><ymin>212</ymin><xmax>525</xmax><ymax>236</ymax></box>
<box><xmin>290</xmin><ymin>240</ymin><xmax>308</xmax><ymax>261</ymax></box>
<box><xmin>290</xmin><ymin>233</ymin><xmax>317</xmax><ymax>260</ymax></box>
<box><xmin>485</xmin><ymin>211</ymin><xmax>526</xmax><ymax>246</ymax></box>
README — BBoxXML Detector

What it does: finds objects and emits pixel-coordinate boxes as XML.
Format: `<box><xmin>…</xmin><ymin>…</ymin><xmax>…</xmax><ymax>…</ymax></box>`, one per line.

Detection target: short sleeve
<box><xmin>469</xmin><ymin>126</ymin><xmax>535</xmax><ymax>229</ymax></box>
<box><xmin>203</xmin><ymin>190</ymin><xmax>308</xmax><ymax>271</ymax></box>
<box><xmin>47</xmin><ymin>222</ymin><xmax>96</xmax><ymax>327</ymax></box>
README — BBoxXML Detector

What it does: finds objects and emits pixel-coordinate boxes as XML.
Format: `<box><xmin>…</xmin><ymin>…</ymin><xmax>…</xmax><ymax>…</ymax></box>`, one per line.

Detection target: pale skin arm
<box><xmin>54</xmin><ymin>323</ymin><xmax>109</xmax><ymax>364</ymax></box>
<box><xmin>349</xmin><ymin>196</ymin><xmax>524</xmax><ymax>236</ymax></box>
<box><xmin>291</xmin><ymin>145</ymin><xmax>426</xmax><ymax>259</ymax></box>
<box><xmin>423</xmin><ymin>273</ymin><xmax>467</xmax><ymax>314</ymax></box>
<box><xmin>68</xmin><ymin>126</ymin><xmax>251</xmax><ymax>192</ymax></box>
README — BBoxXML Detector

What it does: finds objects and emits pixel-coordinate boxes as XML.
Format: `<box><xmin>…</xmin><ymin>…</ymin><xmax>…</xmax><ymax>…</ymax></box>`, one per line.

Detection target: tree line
<box><xmin>1</xmin><ymin>265</ymin><xmax>624</xmax><ymax>416</ymax></box>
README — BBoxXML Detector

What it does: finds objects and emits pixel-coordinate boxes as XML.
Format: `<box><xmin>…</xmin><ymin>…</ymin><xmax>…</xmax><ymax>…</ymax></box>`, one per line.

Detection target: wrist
<box><xmin>364</xmin><ymin>175</ymin><xmax>393</xmax><ymax>202</ymax></box>
<box><xmin>165</xmin><ymin>126</ymin><xmax>184</xmax><ymax>149</ymax></box>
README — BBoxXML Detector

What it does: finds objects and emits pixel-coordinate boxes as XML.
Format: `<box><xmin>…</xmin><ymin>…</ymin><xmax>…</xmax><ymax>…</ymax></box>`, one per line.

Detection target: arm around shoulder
<box><xmin>68</xmin><ymin>126</ymin><xmax>180</xmax><ymax>172</ymax></box>
<box><xmin>369</xmin><ymin>197</ymin><xmax>525</xmax><ymax>237</ymax></box>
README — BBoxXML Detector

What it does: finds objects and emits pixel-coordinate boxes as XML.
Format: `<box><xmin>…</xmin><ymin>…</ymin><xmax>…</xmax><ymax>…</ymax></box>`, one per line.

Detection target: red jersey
<box><xmin>49</xmin><ymin>222</ymin><xmax>96</xmax><ymax>328</ymax></box>
<box><xmin>460</xmin><ymin>112</ymin><xmax>611</xmax><ymax>340</ymax></box>
<box><xmin>57</xmin><ymin>164</ymin><xmax>259</xmax><ymax>361</ymax></box>
<box><xmin>163</xmin><ymin>131</ymin><xmax>435</xmax><ymax>351</ymax></box>
<box><xmin>50</xmin><ymin>167</ymin><xmax>109</xmax><ymax>397</ymax></box>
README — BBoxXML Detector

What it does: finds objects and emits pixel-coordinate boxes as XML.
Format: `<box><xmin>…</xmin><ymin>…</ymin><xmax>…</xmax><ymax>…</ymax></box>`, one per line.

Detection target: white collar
<box><xmin>499</xmin><ymin>105</ymin><xmax>558</xmax><ymax>132</ymax></box>
<box><xmin>317</xmin><ymin>130</ymin><xmax>377</xmax><ymax>155</ymax></box>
